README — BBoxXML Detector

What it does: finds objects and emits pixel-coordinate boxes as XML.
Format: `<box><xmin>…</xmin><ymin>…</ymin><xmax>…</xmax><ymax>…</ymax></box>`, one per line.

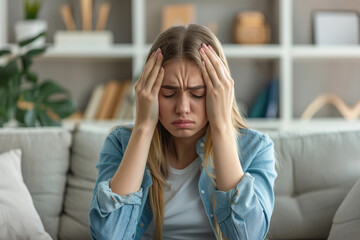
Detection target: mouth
<box><xmin>172</xmin><ymin>119</ymin><xmax>194</xmax><ymax>128</ymax></box>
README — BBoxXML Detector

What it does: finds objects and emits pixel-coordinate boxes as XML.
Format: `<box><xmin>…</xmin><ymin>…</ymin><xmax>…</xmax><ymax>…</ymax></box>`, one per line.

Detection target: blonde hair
<box><xmin>130</xmin><ymin>24</ymin><xmax>247</xmax><ymax>240</ymax></box>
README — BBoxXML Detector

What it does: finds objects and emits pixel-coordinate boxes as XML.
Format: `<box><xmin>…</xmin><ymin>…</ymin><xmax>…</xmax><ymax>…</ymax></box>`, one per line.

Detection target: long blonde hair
<box><xmin>137</xmin><ymin>24</ymin><xmax>247</xmax><ymax>240</ymax></box>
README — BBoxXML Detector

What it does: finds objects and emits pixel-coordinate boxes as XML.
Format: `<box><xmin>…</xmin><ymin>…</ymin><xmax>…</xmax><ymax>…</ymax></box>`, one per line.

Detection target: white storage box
<box><xmin>54</xmin><ymin>31</ymin><xmax>113</xmax><ymax>47</ymax></box>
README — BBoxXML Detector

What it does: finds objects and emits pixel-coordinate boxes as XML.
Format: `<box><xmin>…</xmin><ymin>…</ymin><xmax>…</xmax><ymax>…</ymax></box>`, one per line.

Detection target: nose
<box><xmin>175</xmin><ymin>93</ymin><xmax>190</xmax><ymax>115</ymax></box>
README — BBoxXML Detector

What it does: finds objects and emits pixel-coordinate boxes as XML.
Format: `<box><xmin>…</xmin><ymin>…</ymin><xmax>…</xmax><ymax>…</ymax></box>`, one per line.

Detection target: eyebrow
<box><xmin>161</xmin><ymin>85</ymin><xmax>206</xmax><ymax>90</ymax></box>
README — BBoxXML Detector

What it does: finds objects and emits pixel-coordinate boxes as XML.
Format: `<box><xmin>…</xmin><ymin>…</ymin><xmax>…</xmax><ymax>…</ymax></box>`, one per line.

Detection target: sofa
<box><xmin>0</xmin><ymin>122</ymin><xmax>360</xmax><ymax>240</ymax></box>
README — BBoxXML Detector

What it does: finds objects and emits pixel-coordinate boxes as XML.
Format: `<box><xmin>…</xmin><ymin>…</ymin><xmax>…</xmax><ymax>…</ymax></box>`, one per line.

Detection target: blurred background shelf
<box><xmin>2</xmin><ymin>0</ymin><xmax>360</xmax><ymax>131</ymax></box>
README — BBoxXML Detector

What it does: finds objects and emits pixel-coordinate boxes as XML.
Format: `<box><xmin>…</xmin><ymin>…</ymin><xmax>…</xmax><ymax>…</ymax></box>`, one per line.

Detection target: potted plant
<box><xmin>15</xmin><ymin>0</ymin><xmax>47</xmax><ymax>47</ymax></box>
<box><xmin>0</xmin><ymin>32</ymin><xmax>77</xmax><ymax>127</ymax></box>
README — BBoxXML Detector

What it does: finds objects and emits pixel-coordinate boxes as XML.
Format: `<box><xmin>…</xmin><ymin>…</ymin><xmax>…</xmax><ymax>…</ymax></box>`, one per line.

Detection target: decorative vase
<box><xmin>234</xmin><ymin>11</ymin><xmax>270</xmax><ymax>44</ymax></box>
<box><xmin>14</xmin><ymin>19</ymin><xmax>47</xmax><ymax>47</ymax></box>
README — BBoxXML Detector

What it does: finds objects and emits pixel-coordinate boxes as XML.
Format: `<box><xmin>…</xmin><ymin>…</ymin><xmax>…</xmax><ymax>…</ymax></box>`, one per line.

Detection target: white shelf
<box><xmin>293</xmin><ymin>45</ymin><xmax>360</xmax><ymax>59</ymax></box>
<box><xmin>245</xmin><ymin>118</ymin><xmax>283</xmax><ymax>130</ymax></box>
<box><xmin>289</xmin><ymin>118</ymin><xmax>360</xmax><ymax>131</ymax></box>
<box><xmin>44</xmin><ymin>44</ymin><xmax>134</xmax><ymax>59</ymax></box>
<box><xmin>143</xmin><ymin>44</ymin><xmax>282</xmax><ymax>59</ymax></box>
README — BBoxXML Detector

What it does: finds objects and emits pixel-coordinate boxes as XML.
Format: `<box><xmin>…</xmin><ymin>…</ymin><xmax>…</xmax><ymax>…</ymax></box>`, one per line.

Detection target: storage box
<box><xmin>54</xmin><ymin>31</ymin><xmax>113</xmax><ymax>47</ymax></box>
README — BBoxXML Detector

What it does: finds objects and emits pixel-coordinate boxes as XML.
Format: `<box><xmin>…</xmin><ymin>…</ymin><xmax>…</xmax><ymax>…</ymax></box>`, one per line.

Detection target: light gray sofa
<box><xmin>0</xmin><ymin>123</ymin><xmax>360</xmax><ymax>240</ymax></box>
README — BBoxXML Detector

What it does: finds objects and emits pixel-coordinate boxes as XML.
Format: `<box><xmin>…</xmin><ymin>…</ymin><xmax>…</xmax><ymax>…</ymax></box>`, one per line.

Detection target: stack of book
<box><xmin>248</xmin><ymin>78</ymin><xmax>279</xmax><ymax>118</ymax></box>
<box><xmin>83</xmin><ymin>80</ymin><xmax>133</xmax><ymax>120</ymax></box>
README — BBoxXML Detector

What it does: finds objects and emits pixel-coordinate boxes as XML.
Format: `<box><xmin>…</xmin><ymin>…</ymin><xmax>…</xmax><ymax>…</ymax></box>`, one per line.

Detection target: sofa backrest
<box><xmin>59</xmin><ymin>125</ymin><xmax>109</xmax><ymax>240</ymax></box>
<box><xmin>0</xmin><ymin>128</ymin><xmax>72</xmax><ymax>240</ymax></box>
<box><xmin>267</xmin><ymin>129</ymin><xmax>360</xmax><ymax>239</ymax></box>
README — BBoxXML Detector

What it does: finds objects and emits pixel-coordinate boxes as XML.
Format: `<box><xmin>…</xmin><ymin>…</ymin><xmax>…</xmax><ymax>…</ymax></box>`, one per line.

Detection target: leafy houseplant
<box><xmin>0</xmin><ymin>32</ymin><xmax>77</xmax><ymax>127</ymax></box>
<box><xmin>24</xmin><ymin>0</ymin><xmax>43</xmax><ymax>19</ymax></box>
<box><xmin>15</xmin><ymin>0</ymin><xmax>47</xmax><ymax>47</ymax></box>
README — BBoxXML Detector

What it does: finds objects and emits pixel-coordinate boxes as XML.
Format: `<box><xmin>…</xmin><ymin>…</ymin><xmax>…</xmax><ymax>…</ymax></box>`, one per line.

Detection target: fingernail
<box><xmin>200</xmin><ymin>48</ymin><xmax>205</xmax><ymax>54</ymax></box>
<box><xmin>209</xmin><ymin>45</ymin><xmax>214</xmax><ymax>51</ymax></box>
<box><xmin>156</xmin><ymin>48</ymin><xmax>161</xmax><ymax>54</ymax></box>
<box><xmin>157</xmin><ymin>52</ymin><xmax>162</xmax><ymax>59</ymax></box>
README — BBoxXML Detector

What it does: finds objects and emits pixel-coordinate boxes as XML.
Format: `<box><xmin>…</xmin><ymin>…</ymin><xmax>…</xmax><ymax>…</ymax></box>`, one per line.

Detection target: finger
<box><xmin>201</xmin><ymin>60</ymin><xmax>213</xmax><ymax>89</ymax></box>
<box><xmin>152</xmin><ymin>67</ymin><xmax>165</xmax><ymax>93</ymax></box>
<box><xmin>208</xmin><ymin>45</ymin><xmax>232</xmax><ymax>81</ymax></box>
<box><xmin>200</xmin><ymin>45</ymin><xmax>220</xmax><ymax>87</ymax></box>
<box><xmin>202</xmin><ymin>44</ymin><xmax>227</xmax><ymax>83</ymax></box>
<box><xmin>139</xmin><ymin>48</ymin><xmax>161</xmax><ymax>89</ymax></box>
<box><xmin>145</xmin><ymin>51</ymin><xmax>163</xmax><ymax>92</ymax></box>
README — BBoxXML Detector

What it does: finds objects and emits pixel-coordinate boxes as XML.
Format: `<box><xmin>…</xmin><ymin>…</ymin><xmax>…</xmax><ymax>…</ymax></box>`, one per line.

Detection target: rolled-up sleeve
<box><xmin>88</xmin><ymin>128</ymin><xmax>144</xmax><ymax>240</ymax></box>
<box><xmin>212</xmin><ymin>133</ymin><xmax>277</xmax><ymax>240</ymax></box>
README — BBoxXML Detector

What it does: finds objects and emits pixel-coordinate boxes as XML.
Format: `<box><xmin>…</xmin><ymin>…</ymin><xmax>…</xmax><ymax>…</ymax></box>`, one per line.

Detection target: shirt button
<box><xmin>201</xmin><ymin>190</ymin><xmax>205</xmax><ymax>194</ymax></box>
<box><xmin>210</xmin><ymin>214</ymin><xmax>214</xmax><ymax>218</ymax></box>
<box><xmin>200</xmin><ymin>142</ymin><xmax>205</xmax><ymax>148</ymax></box>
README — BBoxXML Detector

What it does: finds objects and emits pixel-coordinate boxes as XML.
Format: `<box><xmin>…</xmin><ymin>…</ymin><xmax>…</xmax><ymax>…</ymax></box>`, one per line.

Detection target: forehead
<box><xmin>162</xmin><ymin>59</ymin><xmax>203</xmax><ymax>85</ymax></box>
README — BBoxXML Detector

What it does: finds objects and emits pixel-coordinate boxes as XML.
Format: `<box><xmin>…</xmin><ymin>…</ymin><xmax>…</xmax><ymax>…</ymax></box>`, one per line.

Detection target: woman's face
<box><xmin>159</xmin><ymin>59</ymin><xmax>208</xmax><ymax>139</ymax></box>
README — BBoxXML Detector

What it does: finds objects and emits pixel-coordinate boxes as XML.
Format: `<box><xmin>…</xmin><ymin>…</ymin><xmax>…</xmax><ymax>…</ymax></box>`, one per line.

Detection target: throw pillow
<box><xmin>0</xmin><ymin>149</ymin><xmax>52</xmax><ymax>240</ymax></box>
<box><xmin>328</xmin><ymin>177</ymin><xmax>360</xmax><ymax>240</ymax></box>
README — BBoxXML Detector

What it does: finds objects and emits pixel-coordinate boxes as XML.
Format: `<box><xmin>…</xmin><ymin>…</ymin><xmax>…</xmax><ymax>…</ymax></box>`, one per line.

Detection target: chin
<box><xmin>167</xmin><ymin>126</ymin><xmax>198</xmax><ymax>138</ymax></box>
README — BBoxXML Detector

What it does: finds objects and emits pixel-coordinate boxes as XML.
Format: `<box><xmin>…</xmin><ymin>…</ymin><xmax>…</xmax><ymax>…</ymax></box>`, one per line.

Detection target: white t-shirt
<box><xmin>142</xmin><ymin>156</ymin><xmax>216</xmax><ymax>240</ymax></box>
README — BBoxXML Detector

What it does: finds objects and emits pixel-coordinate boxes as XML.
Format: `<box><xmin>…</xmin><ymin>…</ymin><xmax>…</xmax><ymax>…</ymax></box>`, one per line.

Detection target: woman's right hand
<box><xmin>133</xmin><ymin>48</ymin><xmax>164</xmax><ymax>132</ymax></box>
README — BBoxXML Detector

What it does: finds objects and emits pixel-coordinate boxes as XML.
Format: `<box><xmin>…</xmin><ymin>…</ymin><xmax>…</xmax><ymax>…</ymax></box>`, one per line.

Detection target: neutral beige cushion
<box><xmin>328</xmin><ymin>177</ymin><xmax>360</xmax><ymax>240</ymax></box>
<box><xmin>267</xmin><ymin>129</ymin><xmax>360</xmax><ymax>239</ymax></box>
<box><xmin>59</xmin><ymin>125</ymin><xmax>110</xmax><ymax>240</ymax></box>
<box><xmin>0</xmin><ymin>149</ymin><xmax>51</xmax><ymax>240</ymax></box>
<box><xmin>0</xmin><ymin>128</ymin><xmax>72</xmax><ymax>239</ymax></box>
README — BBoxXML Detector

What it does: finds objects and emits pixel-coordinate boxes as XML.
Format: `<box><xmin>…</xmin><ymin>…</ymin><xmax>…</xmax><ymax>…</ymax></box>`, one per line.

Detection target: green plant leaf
<box><xmin>15</xmin><ymin>107</ymin><xmax>26</xmax><ymax>126</ymax></box>
<box><xmin>19</xmin><ymin>31</ymin><xmax>46</xmax><ymax>47</ymax></box>
<box><xmin>25</xmin><ymin>71</ymin><xmax>38</xmax><ymax>83</ymax></box>
<box><xmin>22</xmin><ymin>87</ymin><xmax>38</xmax><ymax>102</ymax></box>
<box><xmin>0</xmin><ymin>49</ymin><xmax>11</xmax><ymax>57</ymax></box>
<box><xmin>45</xmin><ymin>99</ymin><xmax>77</xmax><ymax>118</ymax></box>
<box><xmin>25</xmin><ymin>0</ymin><xmax>42</xmax><ymax>19</ymax></box>
<box><xmin>38</xmin><ymin>81</ymin><xmax>70</xmax><ymax>101</ymax></box>
<box><xmin>21</xmin><ymin>55</ymin><xmax>33</xmax><ymax>71</ymax></box>
<box><xmin>24</xmin><ymin>108</ymin><xmax>36</xmax><ymax>127</ymax></box>
<box><xmin>37</xmin><ymin>110</ymin><xmax>61</xmax><ymax>126</ymax></box>
<box><xmin>0</xmin><ymin>58</ymin><xmax>19</xmax><ymax>87</ymax></box>
<box><xmin>24</xmin><ymin>47</ymin><xmax>47</xmax><ymax>58</ymax></box>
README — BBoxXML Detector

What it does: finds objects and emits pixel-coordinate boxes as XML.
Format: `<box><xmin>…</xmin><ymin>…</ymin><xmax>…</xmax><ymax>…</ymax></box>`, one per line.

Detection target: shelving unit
<box><xmin>2</xmin><ymin>0</ymin><xmax>360</xmax><ymax>131</ymax></box>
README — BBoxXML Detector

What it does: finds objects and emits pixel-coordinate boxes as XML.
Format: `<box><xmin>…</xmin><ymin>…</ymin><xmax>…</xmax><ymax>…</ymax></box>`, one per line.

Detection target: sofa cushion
<box><xmin>0</xmin><ymin>149</ymin><xmax>52</xmax><ymax>240</ymax></box>
<box><xmin>328</xmin><ymin>176</ymin><xmax>360</xmax><ymax>240</ymax></box>
<box><xmin>0</xmin><ymin>128</ymin><xmax>72</xmax><ymax>240</ymax></box>
<box><xmin>267</xmin><ymin>129</ymin><xmax>360</xmax><ymax>239</ymax></box>
<box><xmin>59</xmin><ymin>125</ymin><xmax>111</xmax><ymax>240</ymax></box>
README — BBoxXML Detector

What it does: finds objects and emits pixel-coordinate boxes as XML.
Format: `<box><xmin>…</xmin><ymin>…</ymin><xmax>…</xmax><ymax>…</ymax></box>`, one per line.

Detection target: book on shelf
<box><xmin>111</xmin><ymin>80</ymin><xmax>132</xmax><ymax>119</ymax></box>
<box><xmin>96</xmin><ymin>80</ymin><xmax>122</xmax><ymax>120</ymax></box>
<box><xmin>83</xmin><ymin>83</ymin><xmax>105</xmax><ymax>120</ymax></box>
<box><xmin>83</xmin><ymin>80</ymin><xmax>133</xmax><ymax>120</ymax></box>
<box><xmin>265</xmin><ymin>79</ymin><xmax>279</xmax><ymax>118</ymax></box>
<box><xmin>248</xmin><ymin>78</ymin><xmax>279</xmax><ymax>118</ymax></box>
<box><xmin>116</xmin><ymin>89</ymin><xmax>135</xmax><ymax>120</ymax></box>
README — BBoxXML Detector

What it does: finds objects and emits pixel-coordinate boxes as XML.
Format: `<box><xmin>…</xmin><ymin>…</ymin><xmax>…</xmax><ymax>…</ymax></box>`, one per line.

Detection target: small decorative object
<box><xmin>162</xmin><ymin>4</ymin><xmax>195</xmax><ymax>31</ymax></box>
<box><xmin>55</xmin><ymin>0</ymin><xmax>113</xmax><ymax>47</ymax></box>
<box><xmin>15</xmin><ymin>0</ymin><xmax>47</xmax><ymax>48</ymax></box>
<box><xmin>0</xmin><ymin>33</ymin><xmax>77</xmax><ymax>127</ymax></box>
<box><xmin>313</xmin><ymin>11</ymin><xmax>359</xmax><ymax>45</ymax></box>
<box><xmin>301</xmin><ymin>93</ymin><xmax>360</xmax><ymax>120</ymax></box>
<box><xmin>234</xmin><ymin>11</ymin><xmax>270</xmax><ymax>44</ymax></box>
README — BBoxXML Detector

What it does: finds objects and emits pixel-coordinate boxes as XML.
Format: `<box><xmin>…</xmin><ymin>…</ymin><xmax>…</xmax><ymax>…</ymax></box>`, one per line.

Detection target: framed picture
<box><xmin>313</xmin><ymin>11</ymin><xmax>359</xmax><ymax>45</ymax></box>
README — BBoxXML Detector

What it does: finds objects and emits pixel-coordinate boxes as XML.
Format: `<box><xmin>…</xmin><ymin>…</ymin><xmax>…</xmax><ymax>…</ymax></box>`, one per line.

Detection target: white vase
<box><xmin>15</xmin><ymin>19</ymin><xmax>47</xmax><ymax>47</ymax></box>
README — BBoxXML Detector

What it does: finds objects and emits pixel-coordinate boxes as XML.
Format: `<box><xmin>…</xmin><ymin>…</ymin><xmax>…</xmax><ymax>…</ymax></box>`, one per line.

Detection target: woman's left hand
<box><xmin>200</xmin><ymin>43</ymin><xmax>234</xmax><ymax>130</ymax></box>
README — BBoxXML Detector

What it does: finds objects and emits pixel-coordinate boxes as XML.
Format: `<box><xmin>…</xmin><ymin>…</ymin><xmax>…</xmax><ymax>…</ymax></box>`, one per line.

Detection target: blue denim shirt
<box><xmin>89</xmin><ymin>124</ymin><xmax>277</xmax><ymax>240</ymax></box>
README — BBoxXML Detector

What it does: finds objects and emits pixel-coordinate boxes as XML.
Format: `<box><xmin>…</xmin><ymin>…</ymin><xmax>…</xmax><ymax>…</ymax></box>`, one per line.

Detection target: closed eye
<box><xmin>162</xmin><ymin>93</ymin><xmax>205</xmax><ymax>99</ymax></box>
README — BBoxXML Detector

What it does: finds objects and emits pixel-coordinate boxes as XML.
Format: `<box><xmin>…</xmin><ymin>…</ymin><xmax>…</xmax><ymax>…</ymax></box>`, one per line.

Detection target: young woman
<box><xmin>89</xmin><ymin>24</ymin><xmax>277</xmax><ymax>240</ymax></box>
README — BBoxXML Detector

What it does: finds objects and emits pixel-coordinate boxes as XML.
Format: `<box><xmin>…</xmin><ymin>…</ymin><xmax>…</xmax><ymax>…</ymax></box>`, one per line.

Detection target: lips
<box><xmin>172</xmin><ymin>119</ymin><xmax>194</xmax><ymax>124</ymax></box>
<box><xmin>172</xmin><ymin>119</ymin><xmax>195</xmax><ymax>128</ymax></box>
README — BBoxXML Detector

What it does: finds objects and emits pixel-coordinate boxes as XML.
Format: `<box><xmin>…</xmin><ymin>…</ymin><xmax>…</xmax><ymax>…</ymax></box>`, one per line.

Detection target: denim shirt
<box><xmin>89</xmin><ymin>124</ymin><xmax>277</xmax><ymax>240</ymax></box>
